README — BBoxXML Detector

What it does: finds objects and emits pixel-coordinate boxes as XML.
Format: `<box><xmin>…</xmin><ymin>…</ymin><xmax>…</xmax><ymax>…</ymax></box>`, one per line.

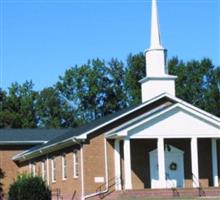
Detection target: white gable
<box><xmin>128</xmin><ymin>105</ymin><xmax>220</xmax><ymax>139</ymax></box>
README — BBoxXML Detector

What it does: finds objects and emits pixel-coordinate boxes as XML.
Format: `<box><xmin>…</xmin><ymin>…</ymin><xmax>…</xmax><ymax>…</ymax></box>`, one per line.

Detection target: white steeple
<box><xmin>140</xmin><ymin>0</ymin><xmax>177</xmax><ymax>102</ymax></box>
<box><xmin>150</xmin><ymin>0</ymin><xmax>163</xmax><ymax>49</ymax></box>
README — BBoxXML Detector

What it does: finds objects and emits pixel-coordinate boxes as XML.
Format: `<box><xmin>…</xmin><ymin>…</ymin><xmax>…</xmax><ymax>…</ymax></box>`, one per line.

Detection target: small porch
<box><xmin>106</xmin><ymin>103</ymin><xmax>220</xmax><ymax>191</ymax></box>
<box><xmin>113</xmin><ymin>138</ymin><xmax>220</xmax><ymax>191</ymax></box>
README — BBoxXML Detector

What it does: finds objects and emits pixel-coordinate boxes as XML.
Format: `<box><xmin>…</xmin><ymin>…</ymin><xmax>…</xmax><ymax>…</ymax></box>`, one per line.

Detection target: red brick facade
<box><xmin>0</xmin><ymin>135</ymin><xmax>219</xmax><ymax>200</ymax></box>
<box><xmin>0</xmin><ymin>145</ymin><xmax>33</xmax><ymax>197</ymax></box>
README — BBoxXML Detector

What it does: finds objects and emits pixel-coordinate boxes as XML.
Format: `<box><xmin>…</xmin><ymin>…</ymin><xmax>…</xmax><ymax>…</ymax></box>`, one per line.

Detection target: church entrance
<box><xmin>149</xmin><ymin>145</ymin><xmax>184</xmax><ymax>189</ymax></box>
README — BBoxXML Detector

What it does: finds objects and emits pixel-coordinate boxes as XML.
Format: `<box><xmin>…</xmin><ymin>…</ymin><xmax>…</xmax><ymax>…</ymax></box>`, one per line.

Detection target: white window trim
<box><xmin>73</xmin><ymin>151</ymin><xmax>79</xmax><ymax>178</ymax></box>
<box><xmin>29</xmin><ymin>162</ymin><xmax>36</xmax><ymax>176</ymax></box>
<box><xmin>29</xmin><ymin>162</ymin><xmax>31</xmax><ymax>174</ymax></box>
<box><xmin>62</xmin><ymin>154</ymin><xmax>67</xmax><ymax>180</ymax></box>
<box><xmin>41</xmin><ymin>160</ymin><xmax>46</xmax><ymax>181</ymax></box>
<box><xmin>51</xmin><ymin>157</ymin><xmax>56</xmax><ymax>183</ymax></box>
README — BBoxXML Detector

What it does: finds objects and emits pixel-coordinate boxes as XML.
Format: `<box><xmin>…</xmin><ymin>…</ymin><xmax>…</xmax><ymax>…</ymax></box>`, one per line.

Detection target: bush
<box><xmin>0</xmin><ymin>168</ymin><xmax>5</xmax><ymax>200</ymax></box>
<box><xmin>8</xmin><ymin>174</ymin><xmax>51</xmax><ymax>200</ymax></box>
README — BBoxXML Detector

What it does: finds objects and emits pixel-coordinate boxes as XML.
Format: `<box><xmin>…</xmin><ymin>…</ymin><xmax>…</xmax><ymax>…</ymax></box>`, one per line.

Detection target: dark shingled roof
<box><xmin>13</xmin><ymin>94</ymin><xmax>180</xmax><ymax>161</ymax></box>
<box><xmin>0</xmin><ymin>129</ymin><xmax>70</xmax><ymax>144</ymax></box>
<box><xmin>15</xmin><ymin>102</ymin><xmax>143</xmax><ymax>159</ymax></box>
<box><xmin>30</xmin><ymin>103</ymin><xmax>140</xmax><ymax>149</ymax></box>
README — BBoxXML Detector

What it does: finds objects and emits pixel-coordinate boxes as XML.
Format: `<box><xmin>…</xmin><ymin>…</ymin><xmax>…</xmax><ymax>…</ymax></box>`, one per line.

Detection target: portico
<box><xmin>112</xmin><ymin>137</ymin><xmax>219</xmax><ymax>191</ymax></box>
<box><xmin>108</xmin><ymin>100</ymin><xmax>220</xmax><ymax>191</ymax></box>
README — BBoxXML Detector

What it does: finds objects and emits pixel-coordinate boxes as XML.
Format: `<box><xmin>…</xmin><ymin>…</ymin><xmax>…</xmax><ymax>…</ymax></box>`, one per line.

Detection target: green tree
<box><xmin>125</xmin><ymin>53</ymin><xmax>145</xmax><ymax>105</ymax></box>
<box><xmin>36</xmin><ymin>87</ymin><xmax>79</xmax><ymax>128</ymax></box>
<box><xmin>8</xmin><ymin>174</ymin><xmax>51</xmax><ymax>200</ymax></box>
<box><xmin>0</xmin><ymin>55</ymin><xmax>219</xmax><ymax>128</ymax></box>
<box><xmin>0</xmin><ymin>81</ymin><xmax>37</xmax><ymax>128</ymax></box>
<box><xmin>169</xmin><ymin>57</ymin><xmax>220</xmax><ymax>116</ymax></box>
<box><xmin>102</xmin><ymin>59</ymin><xmax>128</xmax><ymax>114</ymax></box>
<box><xmin>56</xmin><ymin>58</ymin><xmax>127</xmax><ymax>123</ymax></box>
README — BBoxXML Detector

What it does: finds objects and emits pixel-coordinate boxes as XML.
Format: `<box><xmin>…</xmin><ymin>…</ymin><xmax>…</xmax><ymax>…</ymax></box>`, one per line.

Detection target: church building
<box><xmin>0</xmin><ymin>0</ymin><xmax>219</xmax><ymax>199</ymax></box>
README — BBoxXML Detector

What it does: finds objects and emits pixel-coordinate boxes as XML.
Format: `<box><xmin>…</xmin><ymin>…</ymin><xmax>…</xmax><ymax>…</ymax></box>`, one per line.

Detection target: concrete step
<box><xmin>101</xmin><ymin>187</ymin><xmax>220</xmax><ymax>200</ymax></box>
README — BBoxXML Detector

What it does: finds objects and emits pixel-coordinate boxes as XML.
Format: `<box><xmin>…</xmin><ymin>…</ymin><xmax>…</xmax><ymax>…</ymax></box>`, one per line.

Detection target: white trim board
<box><xmin>108</xmin><ymin>103</ymin><xmax>220</xmax><ymax>139</ymax></box>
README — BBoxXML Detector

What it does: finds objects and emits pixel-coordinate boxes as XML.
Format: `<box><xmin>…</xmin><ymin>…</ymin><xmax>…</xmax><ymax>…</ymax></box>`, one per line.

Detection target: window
<box><xmin>41</xmin><ymin>160</ymin><xmax>47</xmax><ymax>181</ymax></box>
<box><xmin>29</xmin><ymin>162</ymin><xmax>36</xmax><ymax>176</ymax></box>
<box><xmin>73</xmin><ymin>150</ymin><xmax>79</xmax><ymax>178</ymax></box>
<box><xmin>51</xmin><ymin>157</ymin><xmax>56</xmax><ymax>182</ymax></box>
<box><xmin>62</xmin><ymin>154</ymin><xmax>67</xmax><ymax>180</ymax></box>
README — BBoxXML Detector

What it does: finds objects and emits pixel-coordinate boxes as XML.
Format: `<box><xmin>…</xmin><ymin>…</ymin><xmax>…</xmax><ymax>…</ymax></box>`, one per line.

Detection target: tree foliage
<box><xmin>56</xmin><ymin>58</ymin><xmax>127</xmax><ymax>123</ymax></box>
<box><xmin>36</xmin><ymin>87</ymin><xmax>78</xmax><ymax>128</ymax></box>
<box><xmin>125</xmin><ymin>53</ymin><xmax>145</xmax><ymax>105</ymax></box>
<box><xmin>169</xmin><ymin>57</ymin><xmax>220</xmax><ymax>117</ymax></box>
<box><xmin>0</xmin><ymin>81</ymin><xmax>37</xmax><ymax>128</ymax></box>
<box><xmin>0</xmin><ymin>54</ymin><xmax>219</xmax><ymax>128</ymax></box>
<box><xmin>0</xmin><ymin>168</ymin><xmax>5</xmax><ymax>200</ymax></box>
<box><xmin>8</xmin><ymin>174</ymin><xmax>51</xmax><ymax>200</ymax></box>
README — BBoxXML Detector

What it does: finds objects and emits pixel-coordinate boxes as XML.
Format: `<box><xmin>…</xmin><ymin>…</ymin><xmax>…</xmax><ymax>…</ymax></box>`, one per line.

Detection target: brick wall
<box><xmin>198</xmin><ymin>138</ymin><xmax>212</xmax><ymax>187</ymax></box>
<box><xmin>22</xmin><ymin>144</ymin><xmax>82</xmax><ymax>200</ymax></box>
<box><xmin>0</xmin><ymin>145</ymin><xmax>33</xmax><ymax>196</ymax></box>
<box><xmin>48</xmin><ymin>146</ymin><xmax>82</xmax><ymax>200</ymax></box>
<box><xmin>83</xmin><ymin>133</ymin><xmax>106</xmax><ymax>195</ymax></box>
<box><xmin>130</xmin><ymin>139</ymin><xmax>157</xmax><ymax>189</ymax></box>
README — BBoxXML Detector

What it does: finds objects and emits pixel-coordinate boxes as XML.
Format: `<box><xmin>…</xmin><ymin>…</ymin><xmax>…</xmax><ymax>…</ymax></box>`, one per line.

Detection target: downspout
<box><xmin>80</xmin><ymin>144</ymin><xmax>85</xmax><ymax>200</ymax></box>
<box><xmin>83</xmin><ymin>138</ymin><xmax>109</xmax><ymax>199</ymax></box>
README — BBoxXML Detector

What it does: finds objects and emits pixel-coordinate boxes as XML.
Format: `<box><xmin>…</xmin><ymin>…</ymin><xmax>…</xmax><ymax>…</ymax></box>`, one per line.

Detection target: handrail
<box><xmin>191</xmin><ymin>173</ymin><xmax>206</xmax><ymax>197</ymax></box>
<box><xmin>96</xmin><ymin>177</ymin><xmax>115</xmax><ymax>191</ymax></box>
<box><xmin>51</xmin><ymin>188</ymin><xmax>62</xmax><ymax>200</ymax></box>
<box><xmin>166</xmin><ymin>173</ymin><xmax>179</xmax><ymax>197</ymax></box>
<box><xmin>95</xmin><ymin>176</ymin><xmax>121</xmax><ymax>199</ymax></box>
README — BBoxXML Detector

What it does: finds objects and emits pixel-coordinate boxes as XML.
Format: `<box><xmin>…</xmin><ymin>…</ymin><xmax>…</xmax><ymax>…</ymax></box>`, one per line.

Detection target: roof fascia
<box><xmin>165</xmin><ymin>94</ymin><xmax>220</xmax><ymax>123</ymax></box>
<box><xmin>77</xmin><ymin>93</ymin><xmax>171</xmax><ymax>139</ymax></box>
<box><xmin>107</xmin><ymin>103</ymin><xmax>220</xmax><ymax>139</ymax></box>
<box><xmin>0</xmin><ymin>141</ymin><xmax>46</xmax><ymax>145</ymax></box>
<box><xmin>105</xmin><ymin>102</ymin><xmax>172</xmax><ymax>138</ymax></box>
<box><xmin>13</xmin><ymin>138</ymin><xmax>81</xmax><ymax>162</ymax></box>
<box><xmin>176</xmin><ymin>103</ymin><xmax>220</xmax><ymax>126</ymax></box>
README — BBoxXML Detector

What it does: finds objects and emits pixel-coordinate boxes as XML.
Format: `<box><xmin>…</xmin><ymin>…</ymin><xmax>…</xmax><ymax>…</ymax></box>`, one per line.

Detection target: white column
<box><xmin>191</xmin><ymin>137</ymin><xmax>199</xmax><ymax>188</ymax></box>
<box><xmin>123</xmin><ymin>138</ymin><xmax>132</xmax><ymax>189</ymax></box>
<box><xmin>157</xmin><ymin>137</ymin><xmax>166</xmax><ymax>188</ymax></box>
<box><xmin>212</xmin><ymin>139</ymin><xmax>219</xmax><ymax>187</ymax></box>
<box><xmin>114</xmin><ymin>140</ymin><xmax>122</xmax><ymax>190</ymax></box>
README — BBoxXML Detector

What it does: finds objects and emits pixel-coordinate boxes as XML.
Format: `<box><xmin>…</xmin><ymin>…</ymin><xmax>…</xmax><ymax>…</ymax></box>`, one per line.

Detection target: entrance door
<box><xmin>149</xmin><ymin>145</ymin><xmax>184</xmax><ymax>188</ymax></box>
<box><xmin>165</xmin><ymin>151</ymin><xmax>184</xmax><ymax>188</ymax></box>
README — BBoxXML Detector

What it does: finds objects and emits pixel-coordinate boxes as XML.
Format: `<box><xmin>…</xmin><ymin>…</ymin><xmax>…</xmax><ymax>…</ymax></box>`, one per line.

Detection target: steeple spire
<box><xmin>145</xmin><ymin>0</ymin><xmax>167</xmax><ymax>77</ymax></box>
<box><xmin>150</xmin><ymin>0</ymin><xmax>163</xmax><ymax>49</ymax></box>
<box><xmin>139</xmin><ymin>0</ymin><xmax>177</xmax><ymax>102</ymax></box>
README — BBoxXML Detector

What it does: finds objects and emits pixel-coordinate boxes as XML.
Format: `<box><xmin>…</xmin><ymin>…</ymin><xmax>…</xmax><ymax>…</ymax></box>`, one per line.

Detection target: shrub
<box><xmin>0</xmin><ymin>168</ymin><xmax>5</xmax><ymax>200</ymax></box>
<box><xmin>8</xmin><ymin>174</ymin><xmax>51</xmax><ymax>200</ymax></box>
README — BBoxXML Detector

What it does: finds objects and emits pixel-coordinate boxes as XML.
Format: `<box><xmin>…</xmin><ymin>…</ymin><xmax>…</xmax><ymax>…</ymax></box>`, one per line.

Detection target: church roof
<box><xmin>13</xmin><ymin>93</ymin><xmax>220</xmax><ymax>162</ymax></box>
<box><xmin>13</xmin><ymin>93</ymin><xmax>175</xmax><ymax>161</ymax></box>
<box><xmin>0</xmin><ymin>129</ymin><xmax>69</xmax><ymax>145</ymax></box>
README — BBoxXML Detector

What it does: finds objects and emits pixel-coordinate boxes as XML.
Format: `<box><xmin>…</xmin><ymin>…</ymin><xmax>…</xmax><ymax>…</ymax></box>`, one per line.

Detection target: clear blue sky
<box><xmin>0</xmin><ymin>0</ymin><xmax>220</xmax><ymax>91</ymax></box>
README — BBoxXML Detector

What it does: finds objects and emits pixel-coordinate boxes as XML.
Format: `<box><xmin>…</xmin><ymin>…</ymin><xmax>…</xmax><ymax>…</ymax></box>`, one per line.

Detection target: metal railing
<box><xmin>191</xmin><ymin>173</ymin><xmax>206</xmax><ymax>197</ymax></box>
<box><xmin>95</xmin><ymin>177</ymin><xmax>120</xmax><ymax>199</ymax></box>
<box><xmin>51</xmin><ymin>188</ymin><xmax>63</xmax><ymax>200</ymax></box>
<box><xmin>166</xmin><ymin>173</ymin><xmax>180</xmax><ymax>197</ymax></box>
